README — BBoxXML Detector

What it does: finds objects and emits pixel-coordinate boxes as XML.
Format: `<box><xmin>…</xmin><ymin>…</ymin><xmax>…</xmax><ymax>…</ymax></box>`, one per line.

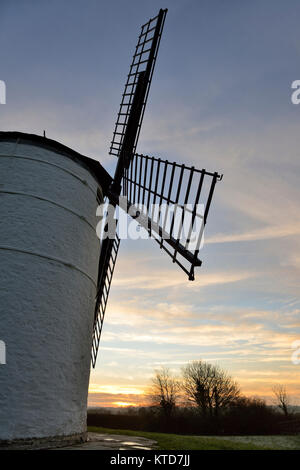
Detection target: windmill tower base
<box><xmin>0</xmin><ymin>133</ymin><xmax>106</xmax><ymax>448</ymax></box>
<box><xmin>0</xmin><ymin>432</ymin><xmax>87</xmax><ymax>450</ymax></box>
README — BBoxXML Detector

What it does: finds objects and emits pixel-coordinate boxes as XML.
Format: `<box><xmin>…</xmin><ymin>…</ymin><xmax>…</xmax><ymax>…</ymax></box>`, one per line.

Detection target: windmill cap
<box><xmin>0</xmin><ymin>131</ymin><xmax>112</xmax><ymax>195</ymax></box>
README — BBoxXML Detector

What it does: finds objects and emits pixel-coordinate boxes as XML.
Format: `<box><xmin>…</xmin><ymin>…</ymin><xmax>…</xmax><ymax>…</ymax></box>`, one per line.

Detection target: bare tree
<box><xmin>182</xmin><ymin>360</ymin><xmax>240</xmax><ymax>417</ymax></box>
<box><xmin>148</xmin><ymin>368</ymin><xmax>180</xmax><ymax>418</ymax></box>
<box><xmin>272</xmin><ymin>384</ymin><xmax>291</xmax><ymax>417</ymax></box>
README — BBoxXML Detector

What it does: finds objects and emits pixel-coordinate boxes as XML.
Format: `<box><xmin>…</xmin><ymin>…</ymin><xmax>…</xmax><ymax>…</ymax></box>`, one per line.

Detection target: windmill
<box><xmin>0</xmin><ymin>8</ymin><xmax>222</xmax><ymax>448</ymax></box>
<box><xmin>91</xmin><ymin>8</ymin><xmax>222</xmax><ymax>367</ymax></box>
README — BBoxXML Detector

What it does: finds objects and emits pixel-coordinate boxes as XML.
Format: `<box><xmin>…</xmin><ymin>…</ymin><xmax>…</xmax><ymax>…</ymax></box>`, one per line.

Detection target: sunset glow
<box><xmin>112</xmin><ymin>402</ymin><xmax>138</xmax><ymax>408</ymax></box>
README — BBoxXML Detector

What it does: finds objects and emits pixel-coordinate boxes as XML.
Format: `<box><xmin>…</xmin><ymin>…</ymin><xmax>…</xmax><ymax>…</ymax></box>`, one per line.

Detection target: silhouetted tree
<box><xmin>182</xmin><ymin>360</ymin><xmax>240</xmax><ymax>417</ymax></box>
<box><xmin>272</xmin><ymin>384</ymin><xmax>291</xmax><ymax>417</ymax></box>
<box><xmin>148</xmin><ymin>368</ymin><xmax>180</xmax><ymax>418</ymax></box>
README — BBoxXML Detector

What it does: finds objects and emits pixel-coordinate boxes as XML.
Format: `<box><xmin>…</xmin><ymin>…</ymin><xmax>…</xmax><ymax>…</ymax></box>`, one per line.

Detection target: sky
<box><xmin>1</xmin><ymin>0</ymin><xmax>300</xmax><ymax>407</ymax></box>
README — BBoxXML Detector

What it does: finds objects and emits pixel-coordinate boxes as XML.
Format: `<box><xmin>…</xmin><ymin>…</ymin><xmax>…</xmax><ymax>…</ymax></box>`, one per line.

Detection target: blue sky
<box><xmin>1</xmin><ymin>0</ymin><xmax>300</xmax><ymax>406</ymax></box>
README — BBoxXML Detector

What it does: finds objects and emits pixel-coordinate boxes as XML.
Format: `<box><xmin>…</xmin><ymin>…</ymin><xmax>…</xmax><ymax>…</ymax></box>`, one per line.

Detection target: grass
<box><xmin>88</xmin><ymin>426</ymin><xmax>274</xmax><ymax>450</ymax></box>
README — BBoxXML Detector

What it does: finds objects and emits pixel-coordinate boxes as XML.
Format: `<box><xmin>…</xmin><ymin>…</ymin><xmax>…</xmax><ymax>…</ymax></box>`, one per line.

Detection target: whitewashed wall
<box><xmin>0</xmin><ymin>140</ymin><xmax>102</xmax><ymax>442</ymax></box>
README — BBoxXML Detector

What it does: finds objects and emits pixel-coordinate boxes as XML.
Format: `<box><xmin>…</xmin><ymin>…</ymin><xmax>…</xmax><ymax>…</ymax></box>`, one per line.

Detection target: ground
<box><xmin>56</xmin><ymin>427</ymin><xmax>300</xmax><ymax>450</ymax></box>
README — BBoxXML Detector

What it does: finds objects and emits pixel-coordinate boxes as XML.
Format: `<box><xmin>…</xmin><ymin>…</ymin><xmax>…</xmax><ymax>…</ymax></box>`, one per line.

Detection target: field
<box><xmin>88</xmin><ymin>426</ymin><xmax>300</xmax><ymax>450</ymax></box>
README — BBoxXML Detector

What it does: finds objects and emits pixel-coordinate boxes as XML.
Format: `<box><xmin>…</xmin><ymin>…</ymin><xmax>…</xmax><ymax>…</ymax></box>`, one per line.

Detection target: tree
<box><xmin>148</xmin><ymin>368</ymin><xmax>180</xmax><ymax>418</ymax></box>
<box><xmin>182</xmin><ymin>360</ymin><xmax>240</xmax><ymax>417</ymax></box>
<box><xmin>272</xmin><ymin>384</ymin><xmax>291</xmax><ymax>417</ymax></box>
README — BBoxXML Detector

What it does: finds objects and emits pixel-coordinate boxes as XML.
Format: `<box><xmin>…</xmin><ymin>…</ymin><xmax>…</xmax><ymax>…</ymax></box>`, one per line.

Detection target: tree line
<box><xmin>143</xmin><ymin>360</ymin><xmax>295</xmax><ymax>434</ymax></box>
<box><xmin>88</xmin><ymin>360</ymin><xmax>297</xmax><ymax>435</ymax></box>
<box><xmin>149</xmin><ymin>361</ymin><xmax>292</xmax><ymax>419</ymax></box>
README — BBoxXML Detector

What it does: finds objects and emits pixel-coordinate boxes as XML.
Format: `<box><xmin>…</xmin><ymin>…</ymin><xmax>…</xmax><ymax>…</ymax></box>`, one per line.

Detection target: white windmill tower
<box><xmin>0</xmin><ymin>9</ymin><xmax>222</xmax><ymax>449</ymax></box>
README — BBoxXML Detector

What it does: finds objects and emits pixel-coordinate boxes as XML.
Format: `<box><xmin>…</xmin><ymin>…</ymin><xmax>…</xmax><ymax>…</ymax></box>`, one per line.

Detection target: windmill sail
<box><xmin>118</xmin><ymin>153</ymin><xmax>222</xmax><ymax>280</ymax></box>
<box><xmin>91</xmin><ymin>232</ymin><xmax>120</xmax><ymax>367</ymax></box>
<box><xmin>92</xmin><ymin>8</ymin><xmax>222</xmax><ymax>367</ymax></box>
<box><xmin>91</xmin><ymin>9</ymin><xmax>168</xmax><ymax>367</ymax></box>
<box><xmin>109</xmin><ymin>8</ymin><xmax>167</xmax><ymax>162</ymax></box>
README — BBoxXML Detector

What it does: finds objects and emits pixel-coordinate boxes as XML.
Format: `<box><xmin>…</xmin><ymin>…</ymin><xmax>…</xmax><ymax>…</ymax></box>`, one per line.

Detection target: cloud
<box><xmin>206</xmin><ymin>224</ymin><xmax>300</xmax><ymax>244</ymax></box>
<box><xmin>112</xmin><ymin>256</ymin><xmax>255</xmax><ymax>290</ymax></box>
<box><xmin>101</xmin><ymin>321</ymin><xmax>299</xmax><ymax>351</ymax></box>
<box><xmin>89</xmin><ymin>384</ymin><xmax>144</xmax><ymax>395</ymax></box>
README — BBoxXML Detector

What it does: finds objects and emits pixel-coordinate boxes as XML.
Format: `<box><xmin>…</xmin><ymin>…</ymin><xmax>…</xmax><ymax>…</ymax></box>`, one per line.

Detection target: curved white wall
<box><xmin>0</xmin><ymin>140</ymin><xmax>102</xmax><ymax>442</ymax></box>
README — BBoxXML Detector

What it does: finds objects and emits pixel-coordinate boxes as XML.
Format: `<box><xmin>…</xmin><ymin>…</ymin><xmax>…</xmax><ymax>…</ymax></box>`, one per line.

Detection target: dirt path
<box><xmin>56</xmin><ymin>432</ymin><xmax>157</xmax><ymax>450</ymax></box>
